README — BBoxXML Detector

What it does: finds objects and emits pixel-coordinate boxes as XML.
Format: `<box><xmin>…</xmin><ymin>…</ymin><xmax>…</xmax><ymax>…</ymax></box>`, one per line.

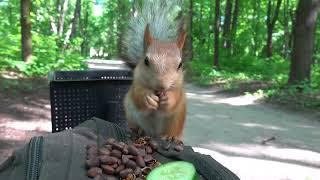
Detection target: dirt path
<box><xmin>183</xmin><ymin>84</ymin><xmax>320</xmax><ymax>180</ymax></box>
<box><xmin>0</xmin><ymin>78</ymin><xmax>51</xmax><ymax>164</ymax></box>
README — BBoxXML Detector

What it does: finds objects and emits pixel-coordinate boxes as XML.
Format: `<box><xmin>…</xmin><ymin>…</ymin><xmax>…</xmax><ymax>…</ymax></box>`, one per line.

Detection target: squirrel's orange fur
<box><xmin>124</xmin><ymin>25</ymin><xmax>187</xmax><ymax>140</ymax></box>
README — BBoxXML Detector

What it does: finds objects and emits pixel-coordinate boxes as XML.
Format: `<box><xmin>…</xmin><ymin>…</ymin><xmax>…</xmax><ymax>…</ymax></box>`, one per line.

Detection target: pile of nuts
<box><xmin>86</xmin><ymin>137</ymin><xmax>161</xmax><ymax>180</ymax></box>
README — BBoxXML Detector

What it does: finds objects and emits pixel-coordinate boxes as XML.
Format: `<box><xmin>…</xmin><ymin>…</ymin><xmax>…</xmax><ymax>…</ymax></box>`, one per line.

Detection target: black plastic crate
<box><xmin>49</xmin><ymin>70</ymin><xmax>133</xmax><ymax>133</ymax></box>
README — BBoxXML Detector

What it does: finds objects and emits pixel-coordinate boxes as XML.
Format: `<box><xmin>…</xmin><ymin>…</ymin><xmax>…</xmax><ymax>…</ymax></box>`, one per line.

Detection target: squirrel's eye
<box><xmin>178</xmin><ymin>62</ymin><xmax>183</xmax><ymax>70</ymax></box>
<box><xmin>144</xmin><ymin>57</ymin><xmax>149</xmax><ymax>66</ymax></box>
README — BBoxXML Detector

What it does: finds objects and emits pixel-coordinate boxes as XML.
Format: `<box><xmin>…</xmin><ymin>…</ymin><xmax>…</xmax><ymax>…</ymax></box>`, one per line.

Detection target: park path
<box><xmin>1</xmin><ymin>82</ymin><xmax>320</xmax><ymax>179</ymax></box>
<box><xmin>183</xmin><ymin>84</ymin><xmax>320</xmax><ymax>180</ymax></box>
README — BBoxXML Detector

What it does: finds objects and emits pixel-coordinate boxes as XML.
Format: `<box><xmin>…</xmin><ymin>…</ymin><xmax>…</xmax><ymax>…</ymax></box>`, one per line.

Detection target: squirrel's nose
<box><xmin>156</xmin><ymin>79</ymin><xmax>169</xmax><ymax>91</ymax></box>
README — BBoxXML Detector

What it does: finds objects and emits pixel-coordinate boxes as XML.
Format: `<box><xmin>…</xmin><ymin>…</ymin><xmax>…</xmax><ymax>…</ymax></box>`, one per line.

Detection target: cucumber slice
<box><xmin>147</xmin><ymin>161</ymin><xmax>198</xmax><ymax>180</ymax></box>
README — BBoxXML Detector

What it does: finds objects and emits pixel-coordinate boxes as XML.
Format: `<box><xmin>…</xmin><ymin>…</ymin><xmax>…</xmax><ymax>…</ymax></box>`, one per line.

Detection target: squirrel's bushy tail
<box><xmin>121</xmin><ymin>0</ymin><xmax>183</xmax><ymax>68</ymax></box>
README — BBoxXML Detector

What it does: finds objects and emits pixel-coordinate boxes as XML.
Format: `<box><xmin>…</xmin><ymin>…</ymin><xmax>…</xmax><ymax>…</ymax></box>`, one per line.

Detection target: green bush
<box><xmin>0</xmin><ymin>34</ymin><xmax>21</xmax><ymax>70</ymax></box>
<box><xmin>311</xmin><ymin>64</ymin><xmax>320</xmax><ymax>89</ymax></box>
<box><xmin>186</xmin><ymin>54</ymin><xmax>289</xmax><ymax>86</ymax></box>
<box><xmin>186</xmin><ymin>53</ymin><xmax>319</xmax><ymax>108</ymax></box>
<box><xmin>0</xmin><ymin>33</ymin><xmax>87</xmax><ymax>77</ymax></box>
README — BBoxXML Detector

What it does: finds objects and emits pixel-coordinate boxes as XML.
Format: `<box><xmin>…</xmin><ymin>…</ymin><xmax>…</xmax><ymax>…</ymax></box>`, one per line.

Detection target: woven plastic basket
<box><xmin>49</xmin><ymin>70</ymin><xmax>133</xmax><ymax>133</ymax></box>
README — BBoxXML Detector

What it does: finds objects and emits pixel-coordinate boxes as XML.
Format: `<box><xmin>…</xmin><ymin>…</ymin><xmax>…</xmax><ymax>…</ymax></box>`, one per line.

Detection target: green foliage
<box><xmin>0</xmin><ymin>34</ymin><xmax>21</xmax><ymax>69</ymax></box>
<box><xmin>265</xmin><ymin>85</ymin><xmax>320</xmax><ymax>109</ymax></box>
<box><xmin>25</xmin><ymin>34</ymin><xmax>86</xmax><ymax>76</ymax></box>
<box><xmin>186</xmin><ymin>0</ymin><xmax>319</xmax><ymax>109</ymax></box>
<box><xmin>186</xmin><ymin>54</ymin><xmax>289</xmax><ymax>85</ymax></box>
<box><xmin>0</xmin><ymin>0</ymin><xmax>133</xmax><ymax>77</ymax></box>
<box><xmin>0</xmin><ymin>32</ymin><xmax>87</xmax><ymax>76</ymax></box>
<box><xmin>310</xmin><ymin>64</ymin><xmax>320</xmax><ymax>89</ymax></box>
<box><xmin>186</xmin><ymin>52</ymin><xmax>320</xmax><ymax>108</ymax></box>
<box><xmin>0</xmin><ymin>0</ymin><xmax>89</xmax><ymax>77</ymax></box>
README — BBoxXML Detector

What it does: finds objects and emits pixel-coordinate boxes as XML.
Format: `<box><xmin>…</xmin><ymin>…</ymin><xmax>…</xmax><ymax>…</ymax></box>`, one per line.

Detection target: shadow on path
<box><xmin>184</xmin><ymin>84</ymin><xmax>320</xmax><ymax>179</ymax></box>
<box><xmin>0</xmin><ymin>77</ymin><xmax>51</xmax><ymax>163</ymax></box>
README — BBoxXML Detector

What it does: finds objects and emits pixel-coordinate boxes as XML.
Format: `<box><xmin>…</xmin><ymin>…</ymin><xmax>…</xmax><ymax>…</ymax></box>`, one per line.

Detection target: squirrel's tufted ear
<box><xmin>176</xmin><ymin>30</ymin><xmax>187</xmax><ymax>50</ymax></box>
<box><xmin>144</xmin><ymin>24</ymin><xmax>153</xmax><ymax>50</ymax></box>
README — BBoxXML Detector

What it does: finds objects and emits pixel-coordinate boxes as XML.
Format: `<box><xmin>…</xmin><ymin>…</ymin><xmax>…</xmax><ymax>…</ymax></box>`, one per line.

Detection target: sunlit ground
<box><xmin>0</xmin><ymin>74</ymin><xmax>51</xmax><ymax>163</ymax></box>
<box><xmin>186</xmin><ymin>91</ymin><xmax>262</xmax><ymax>106</ymax></box>
<box><xmin>0</xmin><ymin>120</ymin><xmax>51</xmax><ymax>132</ymax></box>
<box><xmin>194</xmin><ymin>147</ymin><xmax>320</xmax><ymax>180</ymax></box>
<box><xmin>184</xmin><ymin>84</ymin><xmax>320</xmax><ymax>180</ymax></box>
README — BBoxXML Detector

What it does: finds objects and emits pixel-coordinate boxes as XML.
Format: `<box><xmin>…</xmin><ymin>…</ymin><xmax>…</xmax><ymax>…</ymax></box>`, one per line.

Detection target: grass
<box><xmin>185</xmin><ymin>55</ymin><xmax>320</xmax><ymax>110</ymax></box>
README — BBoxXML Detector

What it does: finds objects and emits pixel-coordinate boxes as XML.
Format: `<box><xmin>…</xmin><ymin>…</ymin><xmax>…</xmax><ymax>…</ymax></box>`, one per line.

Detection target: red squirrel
<box><xmin>121</xmin><ymin>1</ymin><xmax>187</xmax><ymax>140</ymax></box>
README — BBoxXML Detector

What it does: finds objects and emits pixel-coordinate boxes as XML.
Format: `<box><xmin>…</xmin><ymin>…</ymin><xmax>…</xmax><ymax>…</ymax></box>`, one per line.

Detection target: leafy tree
<box><xmin>288</xmin><ymin>0</ymin><xmax>320</xmax><ymax>84</ymax></box>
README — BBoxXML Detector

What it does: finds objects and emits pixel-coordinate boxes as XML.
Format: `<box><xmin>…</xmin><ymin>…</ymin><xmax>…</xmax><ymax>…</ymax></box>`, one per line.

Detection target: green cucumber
<box><xmin>147</xmin><ymin>161</ymin><xmax>198</xmax><ymax>180</ymax></box>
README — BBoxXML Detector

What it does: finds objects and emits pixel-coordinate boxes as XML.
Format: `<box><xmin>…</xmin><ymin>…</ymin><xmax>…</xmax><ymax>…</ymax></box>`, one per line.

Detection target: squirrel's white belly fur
<box><xmin>125</xmin><ymin>96</ymin><xmax>167</xmax><ymax>137</ymax></box>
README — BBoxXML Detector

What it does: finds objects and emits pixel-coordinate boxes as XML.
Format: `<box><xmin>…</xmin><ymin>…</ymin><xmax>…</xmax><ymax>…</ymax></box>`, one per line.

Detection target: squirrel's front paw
<box><xmin>144</xmin><ymin>93</ymin><xmax>159</xmax><ymax>110</ymax></box>
<box><xmin>159</xmin><ymin>94</ymin><xmax>168</xmax><ymax>107</ymax></box>
<box><xmin>158</xmin><ymin>91</ymin><xmax>169</xmax><ymax>110</ymax></box>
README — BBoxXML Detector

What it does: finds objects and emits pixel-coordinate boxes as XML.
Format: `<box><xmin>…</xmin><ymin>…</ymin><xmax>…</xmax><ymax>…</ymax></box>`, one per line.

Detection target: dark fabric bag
<box><xmin>0</xmin><ymin>117</ymin><xmax>239</xmax><ymax>180</ymax></box>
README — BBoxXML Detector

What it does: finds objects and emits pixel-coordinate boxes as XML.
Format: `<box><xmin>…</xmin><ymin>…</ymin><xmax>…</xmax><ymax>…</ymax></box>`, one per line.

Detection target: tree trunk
<box><xmin>70</xmin><ymin>0</ymin><xmax>81</xmax><ymax>39</ymax></box>
<box><xmin>230</xmin><ymin>0</ymin><xmax>239</xmax><ymax>54</ymax></box>
<box><xmin>288</xmin><ymin>0</ymin><xmax>320</xmax><ymax>84</ymax></box>
<box><xmin>288</xmin><ymin>4</ymin><xmax>296</xmax><ymax>54</ymax></box>
<box><xmin>222</xmin><ymin>0</ymin><xmax>232</xmax><ymax>49</ymax></box>
<box><xmin>48</xmin><ymin>14</ymin><xmax>58</xmax><ymax>34</ymax></box>
<box><xmin>63</xmin><ymin>0</ymin><xmax>81</xmax><ymax>48</ymax></box>
<box><xmin>20</xmin><ymin>0</ymin><xmax>32</xmax><ymax>63</ymax></box>
<box><xmin>265</xmin><ymin>0</ymin><xmax>282</xmax><ymax>58</ymax></box>
<box><xmin>184</xmin><ymin>0</ymin><xmax>193</xmax><ymax>60</ymax></box>
<box><xmin>214</xmin><ymin>0</ymin><xmax>220</xmax><ymax>68</ymax></box>
<box><xmin>80</xmin><ymin>1</ymin><xmax>90</xmax><ymax>56</ymax></box>
<box><xmin>253</xmin><ymin>0</ymin><xmax>261</xmax><ymax>55</ymax></box>
<box><xmin>266</xmin><ymin>23</ymin><xmax>273</xmax><ymax>57</ymax></box>
<box><xmin>315</xmin><ymin>18</ymin><xmax>320</xmax><ymax>64</ymax></box>
<box><xmin>44</xmin><ymin>2</ymin><xmax>58</xmax><ymax>34</ymax></box>
<box><xmin>199</xmin><ymin>0</ymin><xmax>204</xmax><ymax>54</ymax></box>
<box><xmin>117</xmin><ymin>0</ymin><xmax>123</xmax><ymax>55</ymax></box>
<box><xmin>207</xmin><ymin>0</ymin><xmax>214</xmax><ymax>54</ymax></box>
<box><xmin>282</xmin><ymin>0</ymin><xmax>290</xmax><ymax>59</ymax></box>
<box><xmin>117</xmin><ymin>0</ymin><xmax>129</xmax><ymax>56</ymax></box>
<box><xmin>58</xmin><ymin>0</ymin><xmax>69</xmax><ymax>36</ymax></box>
